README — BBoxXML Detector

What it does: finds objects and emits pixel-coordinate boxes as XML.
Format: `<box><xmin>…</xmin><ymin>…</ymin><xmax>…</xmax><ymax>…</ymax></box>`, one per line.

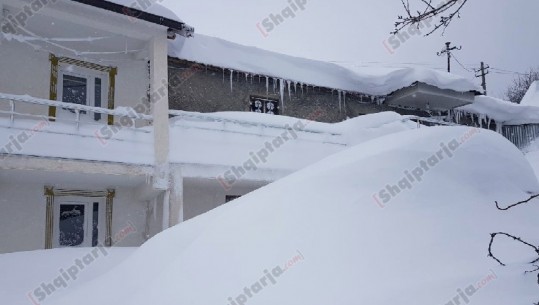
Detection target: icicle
<box><xmin>279</xmin><ymin>79</ymin><xmax>285</xmax><ymax>112</ymax></box>
<box><xmin>229</xmin><ymin>69</ymin><xmax>234</xmax><ymax>92</ymax></box>
<box><xmin>338</xmin><ymin>90</ymin><xmax>342</xmax><ymax>113</ymax></box>
<box><xmin>287</xmin><ymin>80</ymin><xmax>292</xmax><ymax>100</ymax></box>
<box><xmin>300</xmin><ymin>83</ymin><xmax>304</xmax><ymax>95</ymax></box>
<box><xmin>495</xmin><ymin>121</ymin><xmax>503</xmax><ymax>134</ymax></box>
<box><xmin>265</xmin><ymin>76</ymin><xmax>269</xmax><ymax>96</ymax></box>
<box><xmin>293</xmin><ymin>82</ymin><xmax>297</xmax><ymax>94</ymax></box>
<box><xmin>273</xmin><ymin>78</ymin><xmax>277</xmax><ymax>93</ymax></box>
<box><xmin>245</xmin><ymin>73</ymin><xmax>249</xmax><ymax>82</ymax></box>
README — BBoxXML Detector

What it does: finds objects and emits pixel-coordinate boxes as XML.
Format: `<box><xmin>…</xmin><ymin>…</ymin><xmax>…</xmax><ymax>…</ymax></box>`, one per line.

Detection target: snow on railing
<box><xmin>169</xmin><ymin>110</ymin><xmax>347</xmax><ymax>146</ymax></box>
<box><xmin>0</xmin><ymin>92</ymin><xmax>152</xmax><ymax>133</ymax></box>
<box><xmin>404</xmin><ymin>115</ymin><xmax>459</xmax><ymax>128</ymax></box>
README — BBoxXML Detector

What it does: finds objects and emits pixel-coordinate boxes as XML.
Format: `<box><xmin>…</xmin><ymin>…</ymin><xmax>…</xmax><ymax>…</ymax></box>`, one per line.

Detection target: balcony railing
<box><xmin>0</xmin><ymin>92</ymin><xmax>152</xmax><ymax>135</ymax></box>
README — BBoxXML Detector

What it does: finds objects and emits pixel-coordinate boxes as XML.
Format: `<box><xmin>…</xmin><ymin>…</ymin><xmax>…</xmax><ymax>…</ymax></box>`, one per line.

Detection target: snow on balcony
<box><xmin>0</xmin><ymin>93</ymin><xmax>419</xmax><ymax>174</ymax></box>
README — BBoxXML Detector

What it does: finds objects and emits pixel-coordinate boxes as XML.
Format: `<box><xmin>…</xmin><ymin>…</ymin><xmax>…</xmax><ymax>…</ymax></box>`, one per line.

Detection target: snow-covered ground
<box><xmin>2</xmin><ymin>122</ymin><xmax>539</xmax><ymax>305</ymax></box>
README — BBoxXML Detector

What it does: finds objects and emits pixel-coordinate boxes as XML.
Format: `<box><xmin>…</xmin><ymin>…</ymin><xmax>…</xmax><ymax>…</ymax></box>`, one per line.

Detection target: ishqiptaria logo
<box><xmin>226</xmin><ymin>251</ymin><xmax>305</xmax><ymax>305</ymax></box>
<box><xmin>256</xmin><ymin>0</ymin><xmax>308</xmax><ymax>38</ymax></box>
<box><xmin>372</xmin><ymin>128</ymin><xmax>480</xmax><ymax>208</ymax></box>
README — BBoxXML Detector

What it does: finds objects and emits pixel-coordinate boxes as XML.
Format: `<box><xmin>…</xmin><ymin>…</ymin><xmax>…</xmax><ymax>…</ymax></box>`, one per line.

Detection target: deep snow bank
<box><xmin>43</xmin><ymin>127</ymin><xmax>539</xmax><ymax>305</ymax></box>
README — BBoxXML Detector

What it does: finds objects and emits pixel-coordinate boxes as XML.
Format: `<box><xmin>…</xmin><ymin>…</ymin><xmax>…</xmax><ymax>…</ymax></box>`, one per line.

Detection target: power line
<box><xmin>452</xmin><ymin>54</ymin><xmax>473</xmax><ymax>73</ymax></box>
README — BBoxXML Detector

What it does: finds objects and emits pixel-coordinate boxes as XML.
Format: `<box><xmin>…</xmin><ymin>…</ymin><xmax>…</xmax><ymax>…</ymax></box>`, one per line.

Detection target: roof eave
<box><xmin>68</xmin><ymin>0</ymin><xmax>194</xmax><ymax>38</ymax></box>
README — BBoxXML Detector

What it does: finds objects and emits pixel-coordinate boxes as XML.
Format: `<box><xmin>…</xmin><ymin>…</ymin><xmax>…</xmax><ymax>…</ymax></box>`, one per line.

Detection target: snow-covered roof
<box><xmin>168</xmin><ymin>34</ymin><xmax>481</xmax><ymax>96</ymax></box>
<box><xmin>520</xmin><ymin>80</ymin><xmax>539</xmax><ymax>106</ymax></box>
<box><xmin>456</xmin><ymin>95</ymin><xmax>539</xmax><ymax>125</ymax></box>
<box><xmin>104</xmin><ymin>0</ymin><xmax>184</xmax><ymax>23</ymax></box>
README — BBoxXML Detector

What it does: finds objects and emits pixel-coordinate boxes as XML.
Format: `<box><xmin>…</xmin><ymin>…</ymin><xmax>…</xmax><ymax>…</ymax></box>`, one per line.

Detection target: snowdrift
<box><xmin>38</xmin><ymin>127</ymin><xmax>539</xmax><ymax>304</ymax></box>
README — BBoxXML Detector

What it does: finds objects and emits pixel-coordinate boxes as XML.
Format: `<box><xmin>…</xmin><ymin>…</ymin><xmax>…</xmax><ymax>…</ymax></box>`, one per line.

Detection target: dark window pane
<box><xmin>92</xmin><ymin>202</ymin><xmax>99</xmax><ymax>247</ymax></box>
<box><xmin>249</xmin><ymin>96</ymin><xmax>279</xmax><ymax>115</ymax></box>
<box><xmin>59</xmin><ymin>204</ymin><xmax>85</xmax><ymax>247</ymax></box>
<box><xmin>94</xmin><ymin>78</ymin><xmax>102</xmax><ymax>121</ymax></box>
<box><xmin>63</xmin><ymin>75</ymin><xmax>87</xmax><ymax>106</ymax></box>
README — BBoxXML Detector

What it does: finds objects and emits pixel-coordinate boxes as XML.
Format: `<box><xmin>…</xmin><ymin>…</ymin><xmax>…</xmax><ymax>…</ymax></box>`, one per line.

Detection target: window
<box><xmin>45</xmin><ymin>188</ymin><xmax>114</xmax><ymax>250</ymax></box>
<box><xmin>48</xmin><ymin>55</ymin><xmax>117</xmax><ymax>124</ymax></box>
<box><xmin>62</xmin><ymin>75</ymin><xmax>88</xmax><ymax>106</ymax></box>
<box><xmin>249</xmin><ymin>96</ymin><xmax>280</xmax><ymax>115</ymax></box>
<box><xmin>59</xmin><ymin>204</ymin><xmax>86</xmax><ymax>247</ymax></box>
<box><xmin>56</xmin><ymin>66</ymin><xmax>108</xmax><ymax>122</ymax></box>
<box><xmin>225</xmin><ymin>195</ymin><xmax>242</xmax><ymax>203</ymax></box>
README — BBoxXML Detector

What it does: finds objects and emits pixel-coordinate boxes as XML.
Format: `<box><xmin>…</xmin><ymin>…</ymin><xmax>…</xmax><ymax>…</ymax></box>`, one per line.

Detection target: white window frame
<box><xmin>52</xmin><ymin>199</ymin><xmax>106</xmax><ymax>248</ymax></box>
<box><xmin>57</xmin><ymin>65</ymin><xmax>109</xmax><ymax>117</ymax></box>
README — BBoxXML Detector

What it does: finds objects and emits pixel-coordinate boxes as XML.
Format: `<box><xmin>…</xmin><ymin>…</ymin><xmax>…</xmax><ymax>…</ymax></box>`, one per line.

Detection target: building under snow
<box><xmin>0</xmin><ymin>0</ymin><xmax>481</xmax><ymax>254</ymax></box>
<box><xmin>167</xmin><ymin>34</ymin><xmax>480</xmax><ymax>122</ymax></box>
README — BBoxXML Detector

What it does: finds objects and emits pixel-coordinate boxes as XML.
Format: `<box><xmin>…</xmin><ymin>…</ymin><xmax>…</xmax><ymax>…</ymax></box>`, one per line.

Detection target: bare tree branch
<box><xmin>495</xmin><ymin>194</ymin><xmax>539</xmax><ymax>211</ymax></box>
<box><xmin>393</xmin><ymin>0</ymin><xmax>469</xmax><ymax>36</ymax></box>
<box><xmin>488</xmin><ymin>233</ymin><xmax>539</xmax><ymax>266</ymax></box>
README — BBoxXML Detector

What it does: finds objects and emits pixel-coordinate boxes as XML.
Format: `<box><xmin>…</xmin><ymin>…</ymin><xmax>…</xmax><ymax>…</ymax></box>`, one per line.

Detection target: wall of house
<box><xmin>0</xmin><ymin>180</ymin><xmax>147</xmax><ymax>254</ymax></box>
<box><xmin>183</xmin><ymin>178</ymin><xmax>268</xmax><ymax>221</ymax></box>
<box><xmin>0</xmin><ymin>41</ymin><xmax>150</xmax><ymax>118</ymax></box>
<box><xmin>168</xmin><ymin>59</ymin><xmax>428</xmax><ymax>123</ymax></box>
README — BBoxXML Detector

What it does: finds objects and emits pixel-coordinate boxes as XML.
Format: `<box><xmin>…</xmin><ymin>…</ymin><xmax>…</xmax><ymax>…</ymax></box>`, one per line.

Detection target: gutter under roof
<box><xmin>68</xmin><ymin>0</ymin><xmax>194</xmax><ymax>38</ymax></box>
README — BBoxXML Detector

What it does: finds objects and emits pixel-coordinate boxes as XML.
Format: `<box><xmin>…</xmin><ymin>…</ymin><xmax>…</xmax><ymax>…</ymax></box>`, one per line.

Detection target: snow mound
<box><xmin>50</xmin><ymin>126</ymin><xmax>539</xmax><ymax>305</ymax></box>
<box><xmin>0</xmin><ymin>248</ymin><xmax>134</xmax><ymax>305</ymax></box>
<box><xmin>520</xmin><ymin>81</ymin><xmax>539</xmax><ymax>106</ymax></box>
<box><xmin>169</xmin><ymin>34</ymin><xmax>480</xmax><ymax>96</ymax></box>
<box><xmin>457</xmin><ymin>95</ymin><xmax>539</xmax><ymax>125</ymax></box>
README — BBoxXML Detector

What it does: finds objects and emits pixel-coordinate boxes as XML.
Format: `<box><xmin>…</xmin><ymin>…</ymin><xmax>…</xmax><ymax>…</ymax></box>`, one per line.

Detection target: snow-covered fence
<box><xmin>501</xmin><ymin>124</ymin><xmax>539</xmax><ymax>150</ymax></box>
<box><xmin>0</xmin><ymin>92</ymin><xmax>152</xmax><ymax>134</ymax></box>
<box><xmin>406</xmin><ymin>116</ymin><xmax>459</xmax><ymax>128</ymax></box>
<box><xmin>169</xmin><ymin>110</ymin><xmax>346</xmax><ymax>145</ymax></box>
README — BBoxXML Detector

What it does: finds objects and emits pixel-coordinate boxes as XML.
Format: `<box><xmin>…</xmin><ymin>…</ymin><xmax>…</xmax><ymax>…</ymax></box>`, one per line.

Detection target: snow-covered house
<box><xmin>0</xmin><ymin>0</ymin><xmax>481</xmax><ymax>255</ymax></box>
<box><xmin>167</xmin><ymin>34</ymin><xmax>480</xmax><ymax>122</ymax></box>
<box><xmin>0</xmin><ymin>0</ymin><xmax>195</xmax><ymax>253</ymax></box>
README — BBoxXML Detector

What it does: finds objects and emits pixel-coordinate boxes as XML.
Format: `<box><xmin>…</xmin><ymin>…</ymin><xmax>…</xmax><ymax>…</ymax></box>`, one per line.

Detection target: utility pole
<box><xmin>474</xmin><ymin>61</ymin><xmax>490</xmax><ymax>95</ymax></box>
<box><xmin>437</xmin><ymin>42</ymin><xmax>462</xmax><ymax>73</ymax></box>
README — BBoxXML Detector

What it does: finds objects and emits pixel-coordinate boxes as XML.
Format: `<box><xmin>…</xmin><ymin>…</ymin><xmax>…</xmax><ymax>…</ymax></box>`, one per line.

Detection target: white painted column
<box><xmin>169</xmin><ymin>166</ymin><xmax>184</xmax><ymax>226</ymax></box>
<box><xmin>148</xmin><ymin>34</ymin><xmax>170</xmax><ymax>191</ymax></box>
<box><xmin>0</xmin><ymin>3</ymin><xmax>5</xmax><ymax>45</ymax></box>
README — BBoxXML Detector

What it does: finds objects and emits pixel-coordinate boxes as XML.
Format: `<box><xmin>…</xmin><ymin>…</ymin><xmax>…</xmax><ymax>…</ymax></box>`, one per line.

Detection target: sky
<box><xmin>162</xmin><ymin>0</ymin><xmax>539</xmax><ymax>99</ymax></box>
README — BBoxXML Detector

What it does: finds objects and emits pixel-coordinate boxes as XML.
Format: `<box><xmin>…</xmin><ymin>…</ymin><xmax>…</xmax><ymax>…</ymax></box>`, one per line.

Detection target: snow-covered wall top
<box><xmin>521</xmin><ymin>81</ymin><xmax>539</xmax><ymax>106</ymax></box>
<box><xmin>105</xmin><ymin>0</ymin><xmax>183</xmax><ymax>23</ymax></box>
<box><xmin>168</xmin><ymin>34</ymin><xmax>481</xmax><ymax>96</ymax></box>
<box><xmin>457</xmin><ymin>95</ymin><xmax>539</xmax><ymax>125</ymax></box>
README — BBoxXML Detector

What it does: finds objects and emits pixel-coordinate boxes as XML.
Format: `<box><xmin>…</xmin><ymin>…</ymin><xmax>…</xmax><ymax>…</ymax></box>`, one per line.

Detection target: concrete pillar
<box><xmin>168</xmin><ymin>167</ymin><xmax>184</xmax><ymax>226</ymax></box>
<box><xmin>0</xmin><ymin>3</ymin><xmax>4</xmax><ymax>45</ymax></box>
<box><xmin>148</xmin><ymin>34</ymin><xmax>170</xmax><ymax>190</ymax></box>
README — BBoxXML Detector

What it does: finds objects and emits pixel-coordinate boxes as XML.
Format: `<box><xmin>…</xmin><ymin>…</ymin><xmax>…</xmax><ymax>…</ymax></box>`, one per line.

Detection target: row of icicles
<box><xmin>222</xmin><ymin>68</ymin><xmax>368</xmax><ymax>114</ymax></box>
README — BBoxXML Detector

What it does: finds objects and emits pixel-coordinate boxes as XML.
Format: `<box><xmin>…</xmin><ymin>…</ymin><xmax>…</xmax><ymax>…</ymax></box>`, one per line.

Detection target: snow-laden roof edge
<box><xmin>168</xmin><ymin>34</ymin><xmax>481</xmax><ymax>96</ymax></box>
<box><xmin>104</xmin><ymin>0</ymin><xmax>183</xmax><ymax>23</ymax></box>
<box><xmin>457</xmin><ymin>95</ymin><xmax>539</xmax><ymax>125</ymax></box>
